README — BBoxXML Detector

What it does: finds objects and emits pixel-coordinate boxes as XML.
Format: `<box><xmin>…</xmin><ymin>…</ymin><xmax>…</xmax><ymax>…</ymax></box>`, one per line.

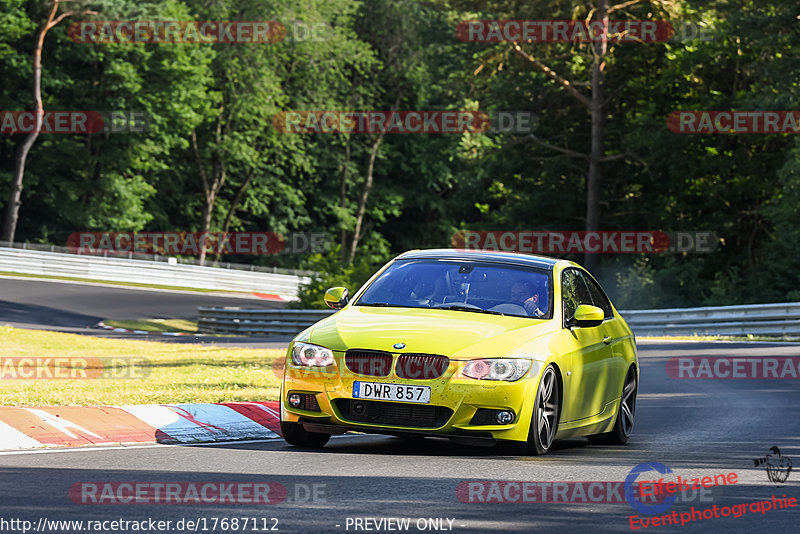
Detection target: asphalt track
<box><xmin>0</xmin><ymin>276</ymin><xmax>290</xmax><ymax>347</ymax></box>
<box><xmin>1</xmin><ymin>341</ymin><xmax>798</xmax><ymax>533</ymax></box>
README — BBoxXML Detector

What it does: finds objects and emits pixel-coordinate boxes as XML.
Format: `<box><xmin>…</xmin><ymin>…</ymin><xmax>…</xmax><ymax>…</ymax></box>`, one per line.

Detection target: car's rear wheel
<box><xmin>516</xmin><ymin>364</ymin><xmax>560</xmax><ymax>455</ymax></box>
<box><xmin>587</xmin><ymin>365</ymin><xmax>637</xmax><ymax>445</ymax></box>
<box><xmin>280</xmin><ymin>421</ymin><xmax>331</xmax><ymax>448</ymax></box>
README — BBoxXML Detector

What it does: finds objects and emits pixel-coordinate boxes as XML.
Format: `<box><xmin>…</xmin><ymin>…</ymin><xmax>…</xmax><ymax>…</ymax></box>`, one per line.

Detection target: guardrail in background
<box><xmin>0</xmin><ymin>241</ymin><xmax>314</xmax><ymax>275</ymax></box>
<box><xmin>197</xmin><ymin>302</ymin><xmax>800</xmax><ymax>337</ymax></box>
<box><xmin>198</xmin><ymin>308</ymin><xmax>334</xmax><ymax>335</ymax></box>
<box><xmin>620</xmin><ymin>302</ymin><xmax>800</xmax><ymax>337</ymax></box>
<box><xmin>0</xmin><ymin>246</ymin><xmax>311</xmax><ymax>299</ymax></box>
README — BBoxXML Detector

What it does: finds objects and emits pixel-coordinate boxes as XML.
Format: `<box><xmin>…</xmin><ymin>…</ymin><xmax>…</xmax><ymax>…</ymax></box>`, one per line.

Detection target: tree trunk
<box><xmin>216</xmin><ymin>168</ymin><xmax>254</xmax><ymax>262</ymax></box>
<box><xmin>3</xmin><ymin>124</ymin><xmax>41</xmax><ymax>243</ymax></box>
<box><xmin>1</xmin><ymin>1</ymin><xmax>96</xmax><ymax>242</ymax></box>
<box><xmin>346</xmin><ymin>95</ymin><xmax>400</xmax><ymax>265</ymax></box>
<box><xmin>339</xmin><ymin>137</ymin><xmax>351</xmax><ymax>262</ymax></box>
<box><xmin>220</xmin><ymin>168</ymin><xmax>254</xmax><ymax>236</ymax></box>
<box><xmin>1</xmin><ymin>3</ymin><xmax>57</xmax><ymax>243</ymax></box>
<box><xmin>347</xmin><ymin>134</ymin><xmax>383</xmax><ymax>265</ymax></box>
<box><xmin>192</xmin><ymin>125</ymin><xmax>226</xmax><ymax>266</ymax></box>
<box><xmin>583</xmin><ymin>0</ymin><xmax>609</xmax><ymax>272</ymax></box>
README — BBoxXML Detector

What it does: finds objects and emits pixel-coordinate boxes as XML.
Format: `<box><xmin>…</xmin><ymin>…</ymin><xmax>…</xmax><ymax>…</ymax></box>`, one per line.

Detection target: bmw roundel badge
<box><xmin>393</xmin><ymin>342</ymin><xmax>406</xmax><ymax>350</ymax></box>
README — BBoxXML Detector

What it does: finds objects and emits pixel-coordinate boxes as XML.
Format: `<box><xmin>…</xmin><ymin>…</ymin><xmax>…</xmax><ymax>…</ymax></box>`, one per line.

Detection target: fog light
<box><xmin>288</xmin><ymin>393</ymin><xmax>301</xmax><ymax>408</ymax></box>
<box><xmin>353</xmin><ymin>401</ymin><xmax>366</xmax><ymax>416</ymax></box>
<box><xmin>496</xmin><ymin>410</ymin><xmax>514</xmax><ymax>424</ymax></box>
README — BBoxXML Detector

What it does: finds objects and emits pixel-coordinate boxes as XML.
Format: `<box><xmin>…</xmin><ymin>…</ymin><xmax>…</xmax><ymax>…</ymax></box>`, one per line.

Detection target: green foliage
<box><xmin>294</xmin><ymin>242</ymin><xmax>389</xmax><ymax>309</ymax></box>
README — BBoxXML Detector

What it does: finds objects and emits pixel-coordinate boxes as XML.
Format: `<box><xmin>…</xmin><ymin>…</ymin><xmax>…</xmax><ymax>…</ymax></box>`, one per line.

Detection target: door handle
<box><xmin>603</xmin><ymin>336</ymin><xmax>613</xmax><ymax>345</ymax></box>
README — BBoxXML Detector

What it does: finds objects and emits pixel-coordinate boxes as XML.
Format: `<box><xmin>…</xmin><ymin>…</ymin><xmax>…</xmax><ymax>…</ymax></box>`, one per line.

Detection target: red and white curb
<box><xmin>93</xmin><ymin>322</ymin><xmax>191</xmax><ymax>336</ymax></box>
<box><xmin>0</xmin><ymin>401</ymin><xmax>281</xmax><ymax>451</ymax></box>
<box><xmin>253</xmin><ymin>293</ymin><xmax>293</xmax><ymax>302</ymax></box>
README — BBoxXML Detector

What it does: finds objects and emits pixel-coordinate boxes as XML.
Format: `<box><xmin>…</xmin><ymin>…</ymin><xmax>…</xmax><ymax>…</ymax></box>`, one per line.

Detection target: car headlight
<box><xmin>291</xmin><ymin>342</ymin><xmax>334</xmax><ymax>367</ymax></box>
<box><xmin>462</xmin><ymin>359</ymin><xmax>532</xmax><ymax>381</ymax></box>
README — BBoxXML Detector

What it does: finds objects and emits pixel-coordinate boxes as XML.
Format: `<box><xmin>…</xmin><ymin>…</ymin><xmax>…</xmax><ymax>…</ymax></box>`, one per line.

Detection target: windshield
<box><xmin>356</xmin><ymin>259</ymin><xmax>552</xmax><ymax>319</ymax></box>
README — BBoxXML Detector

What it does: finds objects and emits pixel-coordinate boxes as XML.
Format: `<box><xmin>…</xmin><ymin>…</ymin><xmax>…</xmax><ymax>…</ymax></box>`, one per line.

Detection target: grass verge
<box><xmin>0</xmin><ymin>326</ymin><xmax>284</xmax><ymax>405</ymax></box>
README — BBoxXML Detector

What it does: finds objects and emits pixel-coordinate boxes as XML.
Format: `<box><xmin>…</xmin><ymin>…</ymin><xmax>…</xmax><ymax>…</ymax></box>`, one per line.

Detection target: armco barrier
<box><xmin>620</xmin><ymin>302</ymin><xmax>800</xmax><ymax>337</ymax></box>
<box><xmin>197</xmin><ymin>302</ymin><xmax>800</xmax><ymax>337</ymax></box>
<box><xmin>198</xmin><ymin>308</ymin><xmax>334</xmax><ymax>335</ymax></box>
<box><xmin>0</xmin><ymin>246</ymin><xmax>310</xmax><ymax>298</ymax></box>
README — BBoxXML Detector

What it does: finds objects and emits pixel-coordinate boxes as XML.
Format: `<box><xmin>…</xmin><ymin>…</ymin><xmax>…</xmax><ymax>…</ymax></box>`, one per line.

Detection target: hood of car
<box><xmin>305</xmin><ymin>305</ymin><xmax>558</xmax><ymax>360</ymax></box>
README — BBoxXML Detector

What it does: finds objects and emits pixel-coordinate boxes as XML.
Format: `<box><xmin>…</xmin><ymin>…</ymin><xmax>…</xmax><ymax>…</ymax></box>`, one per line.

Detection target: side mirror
<box><xmin>567</xmin><ymin>304</ymin><xmax>605</xmax><ymax>328</ymax></box>
<box><xmin>324</xmin><ymin>287</ymin><xmax>349</xmax><ymax>309</ymax></box>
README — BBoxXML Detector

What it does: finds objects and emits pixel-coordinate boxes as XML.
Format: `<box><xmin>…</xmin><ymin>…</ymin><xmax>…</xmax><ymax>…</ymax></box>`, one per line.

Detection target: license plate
<box><xmin>352</xmin><ymin>382</ymin><xmax>431</xmax><ymax>404</ymax></box>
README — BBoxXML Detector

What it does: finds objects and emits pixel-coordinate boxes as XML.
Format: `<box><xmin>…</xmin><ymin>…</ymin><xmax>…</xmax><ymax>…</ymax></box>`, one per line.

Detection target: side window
<box><xmin>582</xmin><ymin>272</ymin><xmax>613</xmax><ymax>319</ymax></box>
<box><xmin>561</xmin><ymin>269</ymin><xmax>592</xmax><ymax>321</ymax></box>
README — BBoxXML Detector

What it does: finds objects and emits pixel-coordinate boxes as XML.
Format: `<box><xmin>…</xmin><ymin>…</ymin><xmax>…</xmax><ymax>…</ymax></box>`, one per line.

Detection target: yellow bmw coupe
<box><xmin>280</xmin><ymin>249</ymin><xmax>638</xmax><ymax>455</ymax></box>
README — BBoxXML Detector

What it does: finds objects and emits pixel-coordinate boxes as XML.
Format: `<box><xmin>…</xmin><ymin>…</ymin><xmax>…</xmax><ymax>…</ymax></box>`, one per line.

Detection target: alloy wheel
<box><xmin>620</xmin><ymin>367</ymin><xmax>637</xmax><ymax>437</ymax></box>
<box><xmin>537</xmin><ymin>366</ymin><xmax>559</xmax><ymax>449</ymax></box>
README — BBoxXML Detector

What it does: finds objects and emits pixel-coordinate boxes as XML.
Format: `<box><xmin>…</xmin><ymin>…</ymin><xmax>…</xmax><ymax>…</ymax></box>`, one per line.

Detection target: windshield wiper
<box><xmin>436</xmin><ymin>305</ymin><xmax>506</xmax><ymax>316</ymax></box>
<box><xmin>358</xmin><ymin>302</ymin><xmax>418</xmax><ymax>309</ymax></box>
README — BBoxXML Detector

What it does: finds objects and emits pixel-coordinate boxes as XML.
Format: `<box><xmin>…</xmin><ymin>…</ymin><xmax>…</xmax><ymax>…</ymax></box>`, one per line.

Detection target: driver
<box><xmin>410</xmin><ymin>277</ymin><xmax>437</xmax><ymax>306</ymax></box>
<box><xmin>510</xmin><ymin>280</ymin><xmax>545</xmax><ymax>317</ymax></box>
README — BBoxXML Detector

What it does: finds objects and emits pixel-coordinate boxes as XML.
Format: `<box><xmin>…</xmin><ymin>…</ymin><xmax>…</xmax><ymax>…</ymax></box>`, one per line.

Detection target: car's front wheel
<box><xmin>280</xmin><ymin>421</ymin><xmax>331</xmax><ymax>448</ymax></box>
<box><xmin>514</xmin><ymin>364</ymin><xmax>560</xmax><ymax>455</ymax></box>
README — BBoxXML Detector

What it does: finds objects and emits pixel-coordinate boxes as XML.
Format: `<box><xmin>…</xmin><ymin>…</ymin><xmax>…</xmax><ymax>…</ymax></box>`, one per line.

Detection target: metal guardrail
<box><xmin>197</xmin><ymin>302</ymin><xmax>800</xmax><ymax>337</ymax></box>
<box><xmin>198</xmin><ymin>308</ymin><xmax>334</xmax><ymax>335</ymax></box>
<box><xmin>0</xmin><ymin>241</ymin><xmax>314</xmax><ymax>276</ymax></box>
<box><xmin>619</xmin><ymin>302</ymin><xmax>800</xmax><ymax>337</ymax></box>
<box><xmin>0</xmin><ymin>246</ymin><xmax>311</xmax><ymax>298</ymax></box>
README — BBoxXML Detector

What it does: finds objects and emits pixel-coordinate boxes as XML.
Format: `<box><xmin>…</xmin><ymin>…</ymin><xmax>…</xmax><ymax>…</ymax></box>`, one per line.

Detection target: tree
<box><xmin>442</xmin><ymin>0</ymin><xmax>680</xmax><ymax>271</ymax></box>
<box><xmin>182</xmin><ymin>0</ymin><xmax>376</xmax><ymax>265</ymax></box>
<box><xmin>2</xmin><ymin>0</ymin><xmax>96</xmax><ymax>242</ymax></box>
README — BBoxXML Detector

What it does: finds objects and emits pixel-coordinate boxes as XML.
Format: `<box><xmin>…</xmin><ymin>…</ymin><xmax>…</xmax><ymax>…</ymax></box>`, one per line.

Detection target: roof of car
<box><xmin>395</xmin><ymin>249</ymin><xmax>559</xmax><ymax>269</ymax></box>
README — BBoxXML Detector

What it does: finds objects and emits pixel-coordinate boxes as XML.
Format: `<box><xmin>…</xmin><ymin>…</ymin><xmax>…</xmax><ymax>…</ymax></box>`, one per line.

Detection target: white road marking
<box><xmin>0</xmin><ymin>420</ymin><xmax>44</xmax><ymax>450</ymax></box>
<box><xmin>0</xmin><ymin>434</ymin><xmax>356</xmax><ymax>456</ymax></box>
<box><xmin>25</xmin><ymin>408</ymin><xmax>103</xmax><ymax>439</ymax></box>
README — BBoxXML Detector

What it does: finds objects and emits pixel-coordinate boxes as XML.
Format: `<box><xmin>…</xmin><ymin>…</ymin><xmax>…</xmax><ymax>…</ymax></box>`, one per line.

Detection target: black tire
<box><xmin>280</xmin><ymin>421</ymin><xmax>331</xmax><ymax>448</ymax></box>
<box><xmin>587</xmin><ymin>365</ymin><xmax>637</xmax><ymax>445</ymax></box>
<box><xmin>514</xmin><ymin>364</ymin><xmax>560</xmax><ymax>455</ymax></box>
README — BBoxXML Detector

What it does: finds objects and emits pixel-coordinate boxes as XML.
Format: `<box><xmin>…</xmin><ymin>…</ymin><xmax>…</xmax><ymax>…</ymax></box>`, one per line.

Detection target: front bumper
<box><xmin>281</xmin><ymin>351</ymin><xmax>543</xmax><ymax>443</ymax></box>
